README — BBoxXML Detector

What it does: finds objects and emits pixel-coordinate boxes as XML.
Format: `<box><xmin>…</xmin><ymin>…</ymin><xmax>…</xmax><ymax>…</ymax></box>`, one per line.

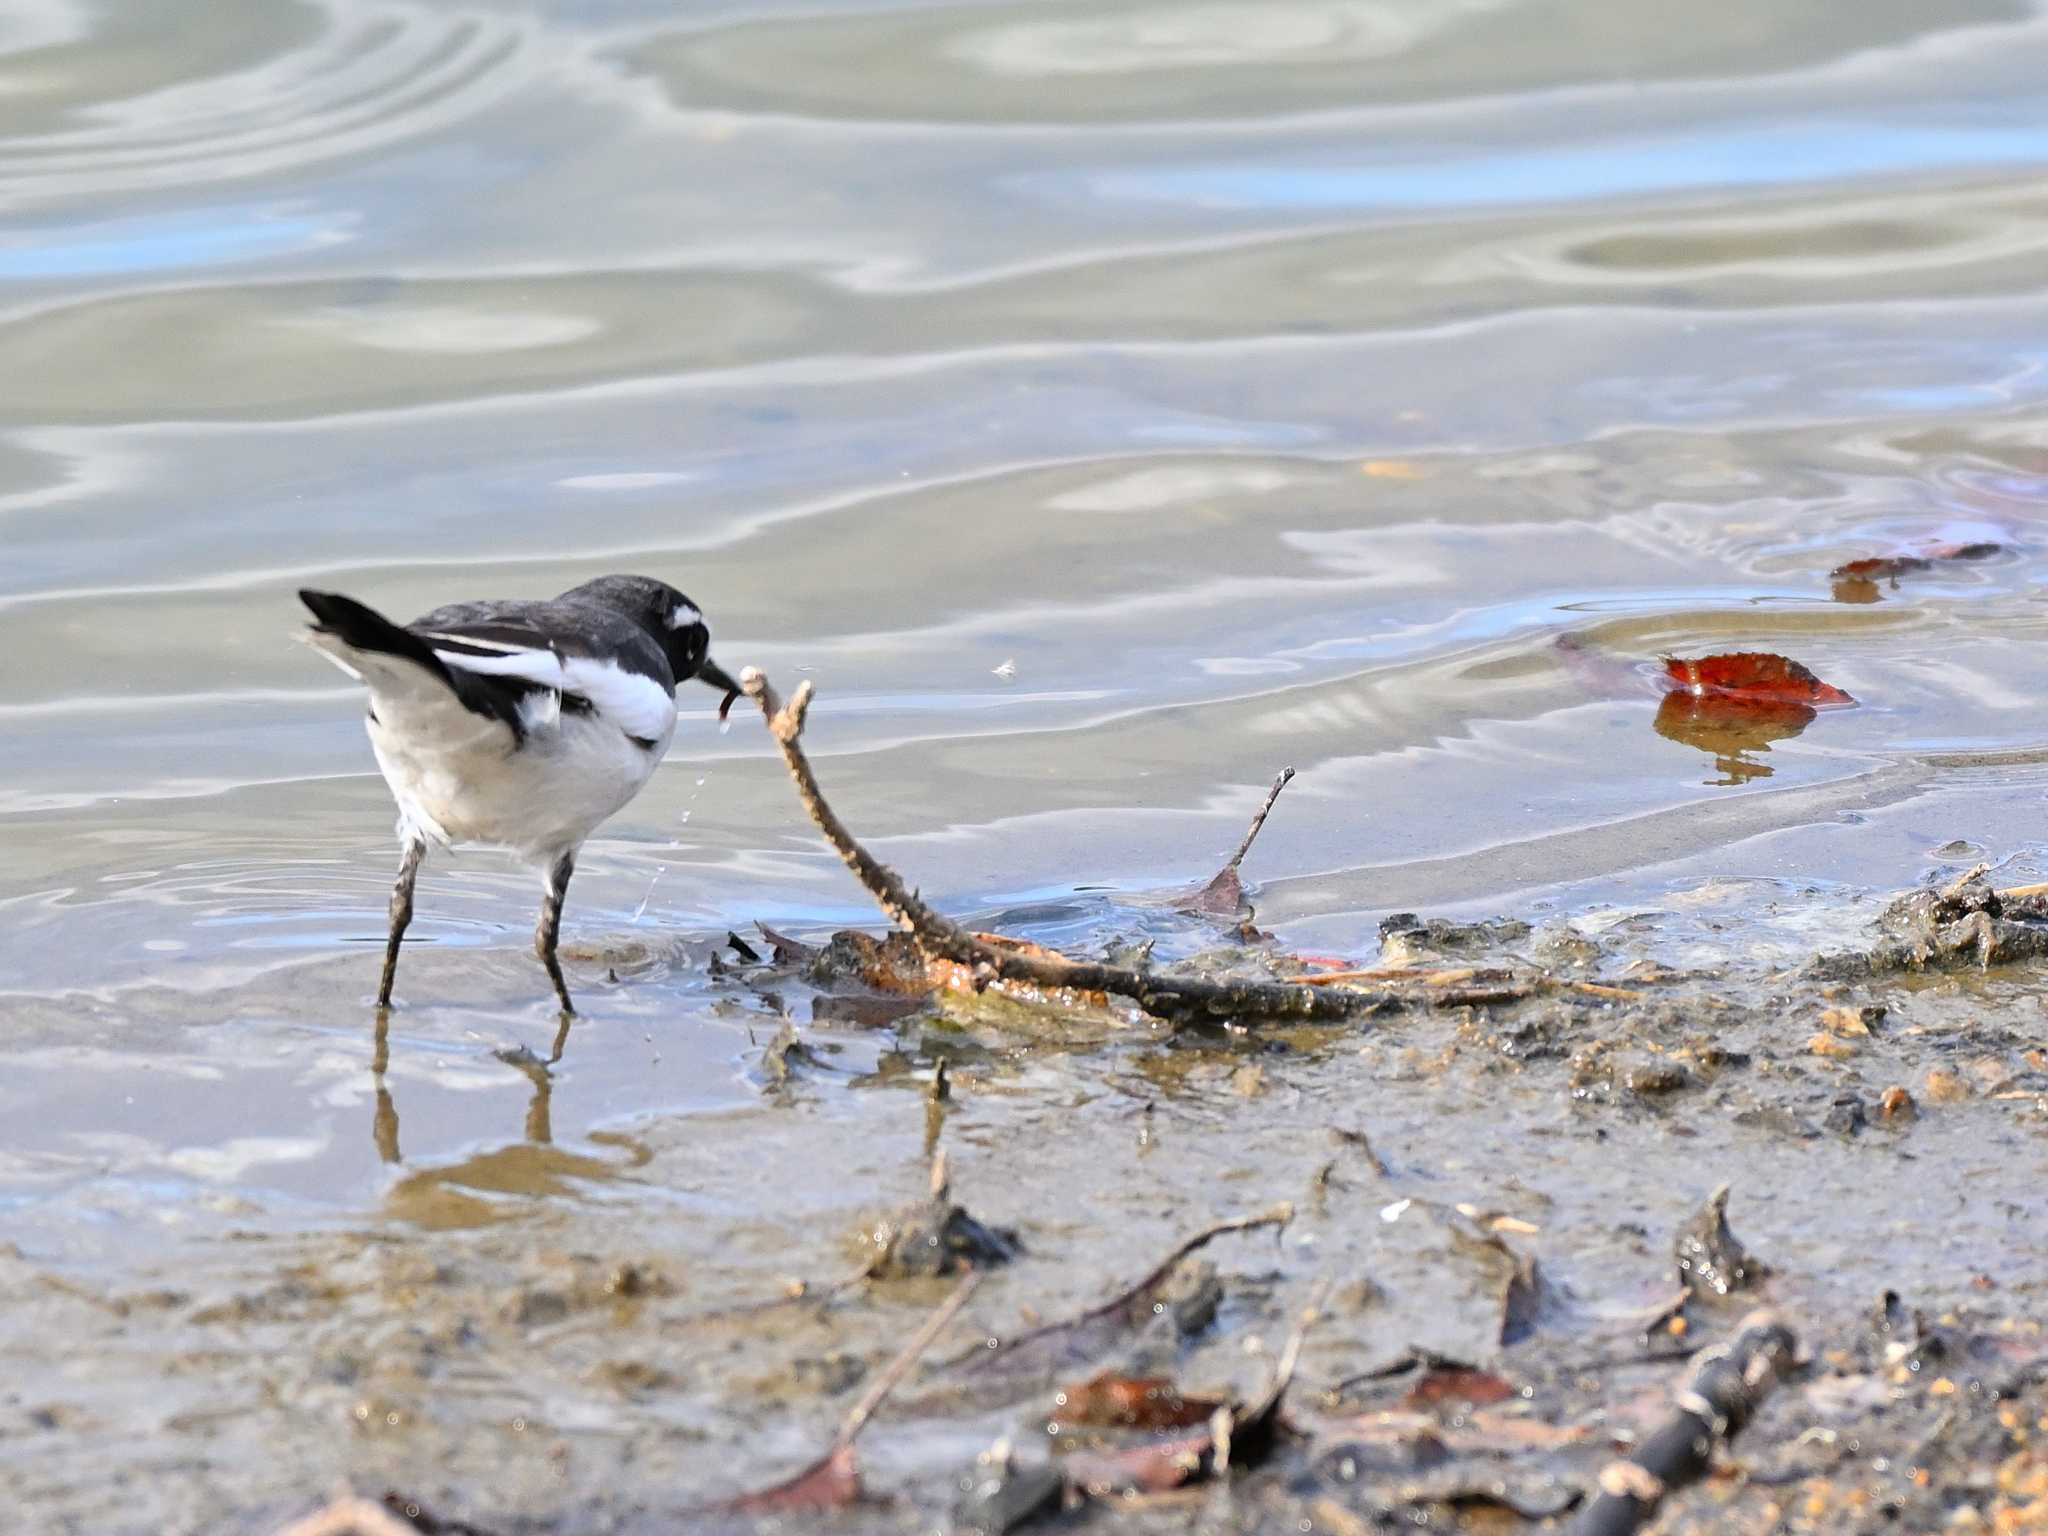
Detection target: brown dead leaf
<box><xmin>1830</xmin><ymin>542</ymin><xmax>2003</xmax><ymax>602</ymax></box>
<box><xmin>1051</xmin><ymin>1372</ymin><xmax>1227</xmax><ymax>1432</ymax></box>
<box><xmin>1400</xmin><ymin>1366</ymin><xmax>1518</xmax><ymax>1410</ymax></box>
<box><xmin>1808</xmin><ymin>1032</ymin><xmax>1858</xmax><ymax>1059</ymax></box>
<box><xmin>718</xmin><ymin>1444</ymin><xmax>860</xmax><ymax>1514</ymax></box>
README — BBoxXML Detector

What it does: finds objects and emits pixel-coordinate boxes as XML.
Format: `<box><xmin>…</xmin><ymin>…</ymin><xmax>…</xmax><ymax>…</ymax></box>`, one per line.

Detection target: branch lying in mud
<box><xmin>741</xmin><ymin>668</ymin><xmax>1389</xmax><ymax>1024</ymax></box>
<box><xmin>1572</xmin><ymin>1309</ymin><xmax>1799</xmax><ymax>1536</ymax></box>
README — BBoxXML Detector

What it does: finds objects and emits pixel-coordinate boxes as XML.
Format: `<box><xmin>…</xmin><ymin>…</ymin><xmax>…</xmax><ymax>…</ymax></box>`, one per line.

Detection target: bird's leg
<box><xmin>378</xmin><ymin>836</ymin><xmax>427</xmax><ymax>1008</ymax></box>
<box><xmin>536</xmin><ymin>849</ymin><xmax>577</xmax><ymax>1016</ymax></box>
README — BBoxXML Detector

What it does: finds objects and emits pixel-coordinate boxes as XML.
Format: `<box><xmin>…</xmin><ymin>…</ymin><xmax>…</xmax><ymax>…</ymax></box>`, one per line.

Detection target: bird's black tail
<box><xmin>299</xmin><ymin>589</ymin><xmax>449</xmax><ymax>679</ymax></box>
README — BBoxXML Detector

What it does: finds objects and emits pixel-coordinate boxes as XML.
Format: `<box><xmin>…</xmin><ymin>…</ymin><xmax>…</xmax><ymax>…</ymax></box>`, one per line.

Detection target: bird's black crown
<box><xmin>563</xmin><ymin>573</ymin><xmax>713</xmax><ymax>686</ymax></box>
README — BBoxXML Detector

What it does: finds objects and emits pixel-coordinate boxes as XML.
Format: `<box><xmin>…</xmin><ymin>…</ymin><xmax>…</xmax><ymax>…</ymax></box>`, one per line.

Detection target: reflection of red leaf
<box><xmin>1655</xmin><ymin>692</ymin><xmax>1817</xmax><ymax>785</ymax></box>
<box><xmin>1052</xmin><ymin>1372</ymin><xmax>1226</xmax><ymax>1431</ymax></box>
<box><xmin>1401</xmin><ymin>1366</ymin><xmax>1518</xmax><ymax>1410</ymax></box>
<box><xmin>1661</xmin><ymin>653</ymin><xmax>1854</xmax><ymax>708</ymax></box>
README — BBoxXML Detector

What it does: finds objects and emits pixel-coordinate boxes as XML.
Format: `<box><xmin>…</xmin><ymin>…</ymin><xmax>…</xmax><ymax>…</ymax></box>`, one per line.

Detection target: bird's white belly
<box><xmin>368</xmin><ymin>710</ymin><xmax>671</xmax><ymax>861</ymax></box>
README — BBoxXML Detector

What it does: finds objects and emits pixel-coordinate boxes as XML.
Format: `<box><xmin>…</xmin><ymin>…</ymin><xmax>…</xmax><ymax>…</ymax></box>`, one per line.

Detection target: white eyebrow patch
<box><xmin>667</xmin><ymin>602</ymin><xmax>702</xmax><ymax>629</ymax></box>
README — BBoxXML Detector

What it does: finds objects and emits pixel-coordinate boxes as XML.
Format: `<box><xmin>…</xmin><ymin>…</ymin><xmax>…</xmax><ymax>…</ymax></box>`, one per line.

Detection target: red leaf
<box><xmin>1831</xmin><ymin>556</ymin><xmax>1931</xmax><ymax>581</ymax></box>
<box><xmin>1661</xmin><ymin>653</ymin><xmax>1854</xmax><ymax>709</ymax></box>
<box><xmin>1051</xmin><ymin>1372</ymin><xmax>1226</xmax><ymax>1431</ymax></box>
<box><xmin>719</xmin><ymin>1444</ymin><xmax>860</xmax><ymax>1514</ymax></box>
<box><xmin>1401</xmin><ymin>1366</ymin><xmax>1518</xmax><ymax>1409</ymax></box>
<box><xmin>1063</xmin><ymin>1430</ymin><xmax>1214</xmax><ymax>1495</ymax></box>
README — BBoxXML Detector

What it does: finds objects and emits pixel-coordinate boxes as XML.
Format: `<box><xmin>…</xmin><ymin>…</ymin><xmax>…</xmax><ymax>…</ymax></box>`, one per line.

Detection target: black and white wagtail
<box><xmin>298</xmin><ymin>575</ymin><xmax>740</xmax><ymax>1014</ymax></box>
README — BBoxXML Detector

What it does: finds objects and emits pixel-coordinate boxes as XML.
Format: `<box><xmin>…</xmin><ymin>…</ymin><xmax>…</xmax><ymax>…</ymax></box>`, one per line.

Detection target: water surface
<box><xmin>3</xmin><ymin>0</ymin><xmax>2048</xmax><ymax>1526</ymax></box>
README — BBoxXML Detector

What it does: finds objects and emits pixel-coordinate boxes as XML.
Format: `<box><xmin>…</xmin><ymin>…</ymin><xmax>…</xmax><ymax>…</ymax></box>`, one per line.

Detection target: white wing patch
<box><xmin>562</xmin><ymin>655</ymin><xmax>676</xmax><ymax>742</ymax></box>
<box><xmin>667</xmin><ymin>602</ymin><xmax>701</xmax><ymax>629</ymax></box>
<box><xmin>427</xmin><ymin>642</ymin><xmax>676</xmax><ymax>743</ymax></box>
<box><xmin>419</xmin><ymin>631</ymin><xmax>530</xmax><ymax>654</ymax></box>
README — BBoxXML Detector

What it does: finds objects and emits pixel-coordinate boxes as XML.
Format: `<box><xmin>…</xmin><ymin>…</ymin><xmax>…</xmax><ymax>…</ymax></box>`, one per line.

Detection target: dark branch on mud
<box><xmin>1571</xmin><ymin>1309</ymin><xmax>1799</xmax><ymax>1536</ymax></box>
<box><xmin>740</xmin><ymin>669</ymin><xmax>1387</xmax><ymax>1023</ymax></box>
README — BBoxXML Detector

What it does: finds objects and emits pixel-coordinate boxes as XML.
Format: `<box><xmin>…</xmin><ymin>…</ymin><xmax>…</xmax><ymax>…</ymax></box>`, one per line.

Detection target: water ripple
<box><xmin>0</xmin><ymin>1</ymin><xmax>539</xmax><ymax>211</ymax></box>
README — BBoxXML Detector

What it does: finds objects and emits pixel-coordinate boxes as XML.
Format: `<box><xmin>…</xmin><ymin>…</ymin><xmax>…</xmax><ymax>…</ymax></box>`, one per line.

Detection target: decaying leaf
<box><xmin>1830</xmin><ymin>541</ymin><xmax>2003</xmax><ymax>601</ymax></box>
<box><xmin>1050</xmin><ymin>1371</ymin><xmax>1227</xmax><ymax>1432</ymax></box>
<box><xmin>1178</xmin><ymin>768</ymin><xmax>1296</xmax><ymax>921</ymax></box>
<box><xmin>1058</xmin><ymin>1283</ymin><xmax>1320</xmax><ymax>1500</ymax></box>
<box><xmin>1661</xmin><ymin>652</ymin><xmax>1855</xmax><ymax>708</ymax></box>
<box><xmin>717</xmin><ymin>1444</ymin><xmax>861</xmax><ymax>1515</ymax></box>
<box><xmin>1400</xmin><ymin>1365</ymin><xmax>1519</xmax><ymax>1410</ymax></box>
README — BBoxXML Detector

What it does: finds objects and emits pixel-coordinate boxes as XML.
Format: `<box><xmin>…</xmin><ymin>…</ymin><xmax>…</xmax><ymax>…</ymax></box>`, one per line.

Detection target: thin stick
<box><xmin>1298</xmin><ymin>967</ymin><xmax>1478</xmax><ymax>987</ymax></box>
<box><xmin>1224</xmin><ymin>767</ymin><xmax>1295</xmax><ymax>873</ymax></box>
<box><xmin>1296</xmin><ymin>967</ymin><xmax>1644</xmax><ymax>1003</ymax></box>
<box><xmin>740</xmin><ymin>670</ymin><xmax>1384</xmax><ymax>1024</ymax></box>
<box><xmin>949</xmin><ymin>1204</ymin><xmax>1291</xmax><ymax>1369</ymax></box>
<box><xmin>835</xmin><ymin>1267</ymin><xmax>982</xmax><ymax>1448</ymax></box>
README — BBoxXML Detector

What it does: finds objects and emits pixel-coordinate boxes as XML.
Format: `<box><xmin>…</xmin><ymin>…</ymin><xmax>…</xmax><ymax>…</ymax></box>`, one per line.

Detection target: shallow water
<box><xmin>4</xmin><ymin>1</ymin><xmax>2048</xmax><ymax>1528</ymax></box>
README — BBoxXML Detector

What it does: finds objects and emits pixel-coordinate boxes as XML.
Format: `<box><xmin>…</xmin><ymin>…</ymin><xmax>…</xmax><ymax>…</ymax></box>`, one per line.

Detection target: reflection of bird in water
<box><xmin>298</xmin><ymin>576</ymin><xmax>738</xmax><ymax>1014</ymax></box>
<box><xmin>1654</xmin><ymin>692</ymin><xmax>1817</xmax><ymax>785</ymax></box>
<box><xmin>368</xmin><ymin>1014</ymin><xmax>570</xmax><ymax>1165</ymax></box>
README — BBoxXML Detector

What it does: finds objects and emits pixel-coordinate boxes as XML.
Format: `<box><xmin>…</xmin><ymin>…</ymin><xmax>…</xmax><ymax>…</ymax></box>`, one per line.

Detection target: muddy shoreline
<box><xmin>8</xmin><ymin>858</ymin><xmax>2046</xmax><ymax>1536</ymax></box>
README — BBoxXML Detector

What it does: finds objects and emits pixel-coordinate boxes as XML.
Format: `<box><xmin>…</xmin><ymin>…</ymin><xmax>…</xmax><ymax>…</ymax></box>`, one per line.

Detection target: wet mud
<box><xmin>9</xmin><ymin>862</ymin><xmax>2048</xmax><ymax>1536</ymax></box>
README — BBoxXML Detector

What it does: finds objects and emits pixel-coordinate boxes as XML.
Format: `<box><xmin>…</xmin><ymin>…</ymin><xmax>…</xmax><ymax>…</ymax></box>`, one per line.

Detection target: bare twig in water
<box><xmin>1571</xmin><ymin>1310</ymin><xmax>1798</xmax><ymax>1536</ymax></box>
<box><xmin>1227</xmin><ymin>766</ymin><xmax>1295</xmax><ymax>876</ymax></box>
<box><xmin>714</xmin><ymin>1268</ymin><xmax>985</xmax><ymax>1514</ymax></box>
<box><xmin>1185</xmin><ymin>767</ymin><xmax>1295</xmax><ymax>917</ymax></box>
<box><xmin>740</xmin><ymin>669</ymin><xmax>1385</xmax><ymax>1023</ymax></box>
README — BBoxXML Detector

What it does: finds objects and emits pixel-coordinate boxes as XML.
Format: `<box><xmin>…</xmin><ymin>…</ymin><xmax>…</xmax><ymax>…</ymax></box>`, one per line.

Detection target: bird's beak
<box><xmin>696</xmin><ymin>657</ymin><xmax>743</xmax><ymax>721</ymax></box>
